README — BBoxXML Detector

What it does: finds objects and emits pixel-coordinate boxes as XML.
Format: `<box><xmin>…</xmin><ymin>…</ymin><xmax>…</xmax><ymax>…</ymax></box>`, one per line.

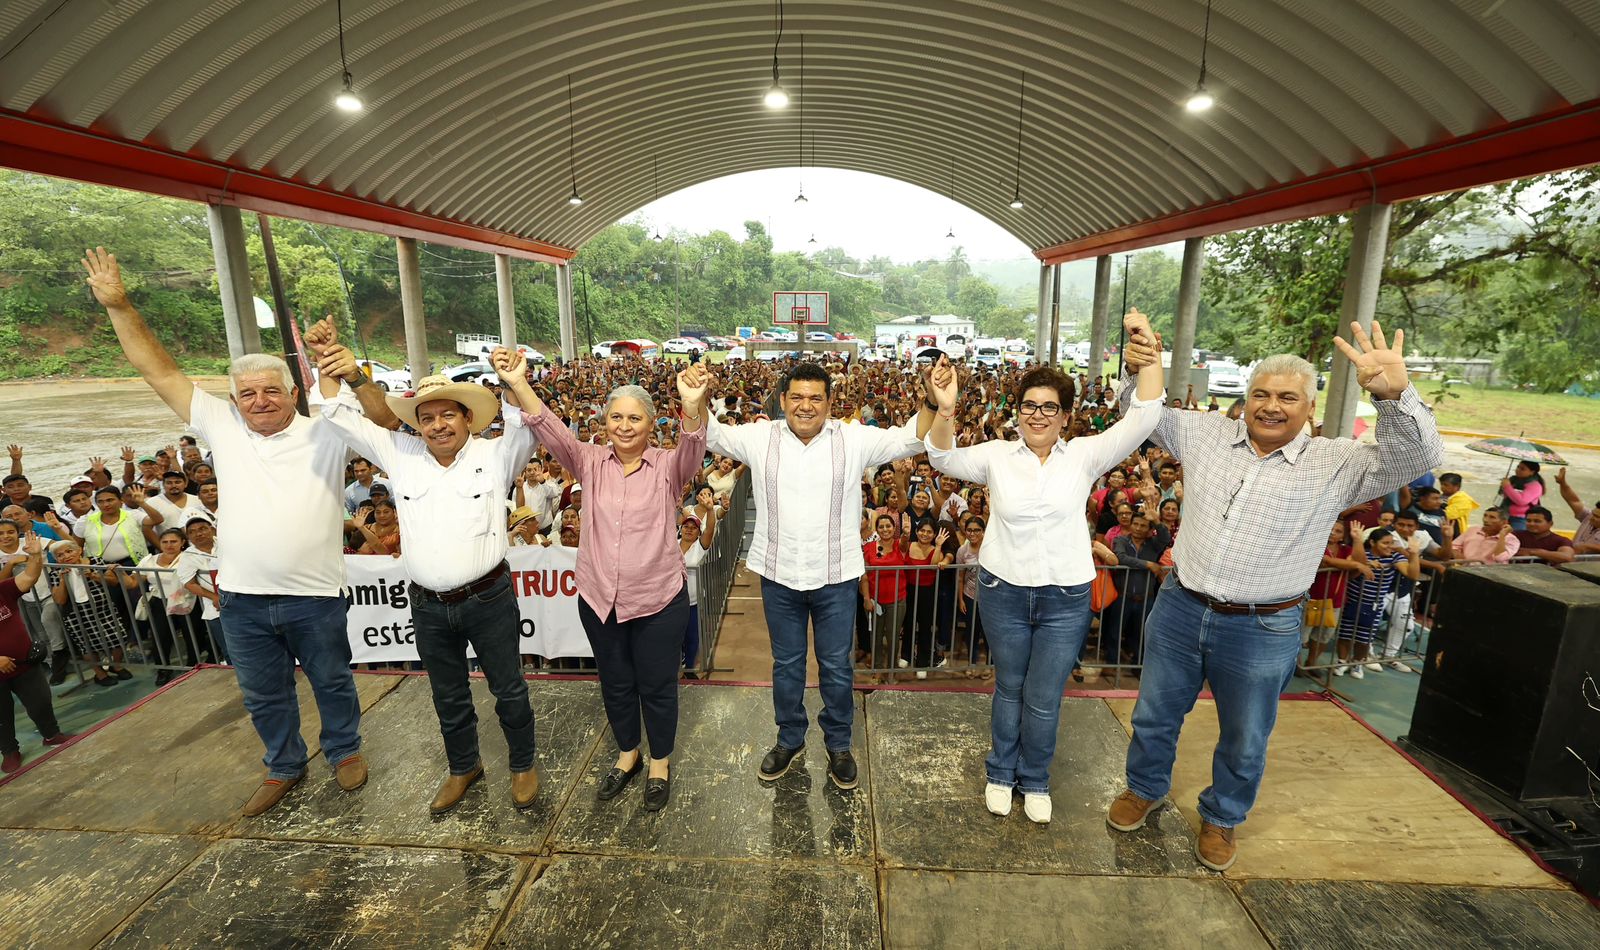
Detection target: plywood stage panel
<box><xmin>1104</xmin><ymin>697</ymin><xmax>1567</xmax><ymax>888</ymax></box>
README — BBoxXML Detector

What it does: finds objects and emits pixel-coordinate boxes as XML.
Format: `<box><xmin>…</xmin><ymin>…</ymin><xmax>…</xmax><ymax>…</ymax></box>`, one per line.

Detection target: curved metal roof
<box><xmin>2</xmin><ymin>1</ymin><xmax>1598</xmax><ymax>262</ymax></box>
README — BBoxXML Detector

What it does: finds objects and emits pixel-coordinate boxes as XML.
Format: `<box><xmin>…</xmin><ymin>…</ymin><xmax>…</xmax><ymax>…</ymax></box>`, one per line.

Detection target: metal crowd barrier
<box><xmin>690</xmin><ymin>475</ymin><xmax>752</xmax><ymax>675</ymax></box>
<box><xmin>23</xmin><ymin>562</ymin><xmax>222</xmax><ymax>689</ymax></box>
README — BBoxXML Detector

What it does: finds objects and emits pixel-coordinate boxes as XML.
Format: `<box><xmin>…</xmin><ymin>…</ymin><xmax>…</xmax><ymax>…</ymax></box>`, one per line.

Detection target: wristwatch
<box><xmin>346</xmin><ymin>372</ymin><xmax>370</xmax><ymax>389</ymax></box>
<box><xmin>924</xmin><ymin>396</ymin><xmax>939</xmax><ymax>412</ymax></box>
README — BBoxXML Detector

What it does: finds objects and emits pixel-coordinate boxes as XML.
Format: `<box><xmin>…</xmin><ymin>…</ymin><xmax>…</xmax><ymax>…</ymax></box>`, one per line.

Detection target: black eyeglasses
<box><xmin>1018</xmin><ymin>401</ymin><xmax>1062</xmax><ymax>417</ymax></box>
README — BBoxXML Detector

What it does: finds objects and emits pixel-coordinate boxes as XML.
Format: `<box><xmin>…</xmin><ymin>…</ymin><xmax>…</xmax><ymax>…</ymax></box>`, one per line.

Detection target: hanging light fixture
<box><xmin>1008</xmin><ymin>71</ymin><xmax>1026</xmax><ymax>210</ymax></box>
<box><xmin>1185</xmin><ymin>0</ymin><xmax>1216</xmax><ymax>112</ymax></box>
<box><xmin>794</xmin><ymin>33</ymin><xmax>808</xmax><ymax>202</ymax></box>
<box><xmin>565</xmin><ymin>74</ymin><xmax>583</xmax><ymax>205</ymax></box>
<box><xmin>808</xmin><ymin>233</ymin><xmax>817</xmax><ymax>244</ymax></box>
<box><xmin>332</xmin><ymin>0</ymin><xmax>363</xmax><ymax>112</ymax></box>
<box><xmin>763</xmin><ymin>0</ymin><xmax>789</xmax><ymax>108</ymax></box>
<box><xmin>945</xmin><ymin>156</ymin><xmax>957</xmax><ymax>238</ymax></box>
<box><xmin>651</xmin><ymin>156</ymin><xmax>662</xmax><ymax>240</ymax></box>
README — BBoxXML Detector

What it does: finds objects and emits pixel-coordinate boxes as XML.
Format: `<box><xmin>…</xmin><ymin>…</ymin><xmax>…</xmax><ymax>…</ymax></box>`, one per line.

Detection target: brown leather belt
<box><xmin>415</xmin><ymin>561</ymin><xmax>510</xmax><ymax>605</ymax></box>
<box><xmin>1177</xmin><ymin>582</ymin><xmax>1305</xmax><ymax>616</ymax></box>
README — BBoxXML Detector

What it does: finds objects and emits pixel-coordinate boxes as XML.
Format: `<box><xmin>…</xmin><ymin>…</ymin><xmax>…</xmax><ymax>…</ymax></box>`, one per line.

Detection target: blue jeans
<box><xmin>1125</xmin><ymin>575</ymin><xmax>1304</xmax><ymax>827</ymax></box>
<box><xmin>409</xmin><ymin>572</ymin><xmax>535</xmax><ymax>776</ymax></box>
<box><xmin>760</xmin><ymin>577</ymin><xmax>858</xmax><ymax>752</ymax></box>
<box><xmin>977</xmin><ymin>568</ymin><xmax>1093</xmax><ymax>794</ymax></box>
<box><xmin>220</xmin><ymin>592</ymin><xmax>363</xmax><ymax>781</ymax></box>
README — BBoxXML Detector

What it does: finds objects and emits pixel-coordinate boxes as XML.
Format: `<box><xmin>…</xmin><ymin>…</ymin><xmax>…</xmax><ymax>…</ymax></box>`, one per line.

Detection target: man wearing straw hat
<box><xmin>308</xmin><ymin>322</ymin><xmax>542</xmax><ymax>816</ymax></box>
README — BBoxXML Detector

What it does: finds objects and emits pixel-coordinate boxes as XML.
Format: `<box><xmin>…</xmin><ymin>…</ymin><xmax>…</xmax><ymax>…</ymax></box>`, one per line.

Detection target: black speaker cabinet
<box><xmin>1410</xmin><ymin>564</ymin><xmax>1600</xmax><ymax>801</ymax></box>
<box><xmin>1559</xmin><ymin>560</ymin><xmax>1600</xmax><ymax>586</ymax></box>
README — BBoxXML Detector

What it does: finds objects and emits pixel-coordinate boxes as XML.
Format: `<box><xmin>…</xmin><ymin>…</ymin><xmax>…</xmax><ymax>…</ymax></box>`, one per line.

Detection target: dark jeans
<box><xmin>579</xmin><ymin>585</ymin><xmax>688</xmax><ymax>758</ymax></box>
<box><xmin>409</xmin><ymin>572</ymin><xmax>536</xmax><ymax>776</ymax></box>
<box><xmin>1</xmin><ymin>664</ymin><xmax>60</xmax><ymax>753</ymax></box>
<box><xmin>900</xmin><ymin>582</ymin><xmax>937</xmax><ymax>665</ymax></box>
<box><xmin>220</xmin><ymin>592</ymin><xmax>363</xmax><ymax>781</ymax></box>
<box><xmin>683</xmin><ymin>603</ymin><xmax>701</xmax><ymax>670</ymax></box>
<box><xmin>760</xmin><ymin>577</ymin><xmax>858</xmax><ymax>752</ymax></box>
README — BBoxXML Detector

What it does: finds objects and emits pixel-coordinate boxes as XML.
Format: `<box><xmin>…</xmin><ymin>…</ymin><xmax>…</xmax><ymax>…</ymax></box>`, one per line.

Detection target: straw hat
<box><xmin>508</xmin><ymin>506</ymin><xmax>537</xmax><ymax>530</ymax></box>
<box><xmin>386</xmin><ymin>375</ymin><xmax>501</xmax><ymax>435</ymax></box>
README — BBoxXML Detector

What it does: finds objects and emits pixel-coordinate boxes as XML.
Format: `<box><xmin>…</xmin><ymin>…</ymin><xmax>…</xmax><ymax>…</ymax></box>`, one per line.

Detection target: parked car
<box><xmin>806</xmin><ymin>331</ymin><xmax>835</xmax><ymax>342</ymax></box>
<box><xmin>354</xmin><ymin>359</ymin><xmax>412</xmax><ymax>392</ymax></box>
<box><xmin>663</xmin><ymin>337</ymin><xmax>706</xmax><ymax>355</ymax></box>
<box><xmin>725</xmin><ymin>345</ymin><xmax>747</xmax><ymax>361</ymax></box>
<box><xmin>1207</xmin><ymin>361</ymin><xmax>1246</xmax><ymax>397</ymax></box>
<box><xmin>974</xmin><ymin>345</ymin><xmax>1003</xmax><ymax>368</ymax></box>
<box><xmin>441</xmin><ymin>362</ymin><xmax>500</xmax><ymax>386</ymax></box>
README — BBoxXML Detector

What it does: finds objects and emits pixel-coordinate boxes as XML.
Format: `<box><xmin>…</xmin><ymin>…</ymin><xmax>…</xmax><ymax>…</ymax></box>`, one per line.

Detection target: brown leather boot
<box><xmin>511</xmin><ymin>767</ymin><xmax>540</xmax><ymax>810</ymax></box>
<box><xmin>241</xmin><ymin>774</ymin><xmax>301</xmax><ymax>817</ymax></box>
<box><xmin>430</xmin><ymin>764</ymin><xmax>484</xmax><ymax>815</ymax></box>
<box><xmin>334</xmin><ymin>753</ymin><xmax>368</xmax><ymax>792</ymax></box>
<box><xmin>1197</xmin><ymin>821</ymin><xmax>1238</xmax><ymax>871</ymax></box>
<box><xmin>1106</xmin><ymin>789</ymin><xmax>1162</xmax><ymax>832</ymax></box>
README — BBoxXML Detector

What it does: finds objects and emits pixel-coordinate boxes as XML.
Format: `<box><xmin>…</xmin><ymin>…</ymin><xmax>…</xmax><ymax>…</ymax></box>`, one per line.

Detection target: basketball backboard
<box><xmin>773</xmin><ymin>291</ymin><xmax>829</xmax><ymax>325</ymax></box>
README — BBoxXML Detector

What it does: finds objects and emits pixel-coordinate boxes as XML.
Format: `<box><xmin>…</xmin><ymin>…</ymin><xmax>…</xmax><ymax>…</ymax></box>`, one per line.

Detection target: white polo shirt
<box><xmin>145</xmin><ymin>492</ymin><xmax>210</xmax><ymax>532</ymax></box>
<box><xmin>319</xmin><ymin>389</ymin><xmax>538</xmax><ymax>591</ymax></box>
<box><xmin>925</xmin><ymin>396</ymin><xmax>1163</xmax><ymax>588</ymax></box>
<box><xmin>188</xmin><ymin>387</ymin><xmax>348</xmax><ymax>597</ymax></box>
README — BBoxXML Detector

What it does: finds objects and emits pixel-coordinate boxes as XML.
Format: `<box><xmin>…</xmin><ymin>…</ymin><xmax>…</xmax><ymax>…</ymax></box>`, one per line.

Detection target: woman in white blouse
<box><xmin>926</xmin><ymin>311</ymin><xmax>1165</xmax><ymax>824</ymax></box>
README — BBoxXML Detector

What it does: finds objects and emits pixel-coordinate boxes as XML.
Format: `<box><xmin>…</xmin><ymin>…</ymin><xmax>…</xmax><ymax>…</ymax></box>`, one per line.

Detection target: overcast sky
<box><xmin>630</xmin><ymin>167</ymin><xmax>1036</xmax><ymax>265</ymax></box>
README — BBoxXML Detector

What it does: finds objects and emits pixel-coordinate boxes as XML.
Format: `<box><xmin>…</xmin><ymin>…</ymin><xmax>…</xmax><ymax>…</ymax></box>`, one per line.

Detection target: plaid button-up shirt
<box><xmin>1122</xmin><ymin>384</ymin><xmax>1443</xmax><ymax>603</ymax></box>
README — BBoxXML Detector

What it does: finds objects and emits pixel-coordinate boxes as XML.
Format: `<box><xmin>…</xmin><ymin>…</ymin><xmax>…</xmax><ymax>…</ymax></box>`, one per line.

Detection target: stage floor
<box><xmin>2</xmin><ymin>669</ymin><xmax>1595</xmax><ymax>948</ymax></box>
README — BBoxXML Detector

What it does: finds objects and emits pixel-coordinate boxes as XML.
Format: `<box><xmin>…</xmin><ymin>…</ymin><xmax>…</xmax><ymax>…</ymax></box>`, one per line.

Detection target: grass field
<box><xmin>1422</xmin><ymin>386</ymin><xmax>1600</xmax><ymax>445</ymax></box>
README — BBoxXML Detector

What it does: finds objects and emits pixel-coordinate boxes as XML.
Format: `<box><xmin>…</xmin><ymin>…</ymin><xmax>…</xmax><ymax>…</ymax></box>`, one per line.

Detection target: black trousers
<box><xmin>2</xmin><ymin>664</ymin><xmax>61</xmax><ymax>754</ymax></box>
<box><xmin>578</xmin><ymin>585</ymin><xmax>688</xmax><ymax>759</ymax></box>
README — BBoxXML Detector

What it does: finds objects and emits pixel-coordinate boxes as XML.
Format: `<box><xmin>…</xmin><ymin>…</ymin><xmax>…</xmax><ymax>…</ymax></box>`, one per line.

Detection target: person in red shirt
<box><xmin>861</xmin><ymin>514</ymin><xmax>909</xmax><ymax>672</ymax></box>
<box><xmin>1301</xmin><ymin>521</ymin><xmax>1369</xmax><ymax>673</ymax></box>
<box><xmin>1513</xmin><ymin>506</ymin><xmax>1575</xmax><ymax>564</ymax></box>
<box><xmin>2</xmin><ymin>533</ymin><xmax>73</xmax><ymax>773</ymax></box>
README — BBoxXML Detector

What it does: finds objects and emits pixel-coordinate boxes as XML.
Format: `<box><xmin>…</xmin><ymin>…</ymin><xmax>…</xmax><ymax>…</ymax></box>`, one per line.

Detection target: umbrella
<box><xmin>1465</xmin><ymin>437</ymin><xmax>1568</xmax><ymax>466</ymax></box>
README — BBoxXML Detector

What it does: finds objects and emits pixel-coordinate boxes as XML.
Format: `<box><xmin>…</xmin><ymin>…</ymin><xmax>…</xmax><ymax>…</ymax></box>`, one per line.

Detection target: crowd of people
<box><xmin>2</xmin><ymin>246</ymin><xmax>1593</xmax><ymax>872</ymax></box>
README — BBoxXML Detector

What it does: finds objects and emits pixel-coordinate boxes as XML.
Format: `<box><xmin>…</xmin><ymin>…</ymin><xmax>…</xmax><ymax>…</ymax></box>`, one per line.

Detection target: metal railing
<box><xmin>690</xmin><ymin>475</ymin><xmax>751</xmax><ymax>675</ymax></box>
<box><xmin>848</xmin><ymin>555</ymin><xmax>1600</xmax><ymax>688</ymax></box>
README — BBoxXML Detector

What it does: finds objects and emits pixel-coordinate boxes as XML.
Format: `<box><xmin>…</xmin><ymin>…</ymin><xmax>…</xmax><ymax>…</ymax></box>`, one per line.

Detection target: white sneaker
<box><xmin>985</xmin><ymin>782</ymin><xmax>1013</xmax><ymax>816</ymax></box>
<box><xmin>1331</xmin><ymin>665</ymin><xmax>1347</xmax><ymax>677</ymax></box>
<box><xmin>935</xmin><ymin>657</ymin><xmax>948</xmax><ymax>669</ymax></box>
<box><xmin>1023</xmin><ymin>792</ymin><xmax>1052</xmax><ymax>824</ymax></box>
<box><xmin>896</xmin><ymin>659</ymin><xmax>909</xmax><ymax>669</ymax></box>
<box><xmin>1349</xmin><ymin>664</ymin><xmax>1365</xmax><ymax>679</ymax></box>
<box><xmin>1363</xmin><ymin>662</ymin><xmax>1384</xmax><ymax>672</ymax></box>
<box><xmin>1386</xmin><ymin>660</ymin><xmax>1414</xmax><ymax>673</ymax></box>
<box><xmin>915</xmin><ymin>670</ymin><xmax>928</xmax><ymax>680</ymax></box>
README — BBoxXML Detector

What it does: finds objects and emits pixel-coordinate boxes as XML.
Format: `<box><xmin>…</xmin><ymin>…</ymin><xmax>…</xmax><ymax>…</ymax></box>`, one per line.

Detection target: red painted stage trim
<box><xmin>0</xmin><ymin>111</ymin><xmax>574</xmax><ymax>264</ymax></box>
<box><xmin>1324</xmin><ymin>694</ymin><xmax>1593</xmax><ymax>904</ymax></box>
<box><xmin>1037</xmin><ymin>99</ymin><xmax>1600</xmax><ymax>264</ymax></box>
<box><xmin>0</xmin><ymin>666</ymin><xmax>204</xmax><ymax>788</ymax></box>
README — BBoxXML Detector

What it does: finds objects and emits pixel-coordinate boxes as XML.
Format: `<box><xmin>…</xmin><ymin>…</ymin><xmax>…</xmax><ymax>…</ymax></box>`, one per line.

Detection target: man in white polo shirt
<box><xmin>83</xmin><ymin>247</ymin><xmax>366</xmax><ymax>818</ymax></box>
<box><xmin>311</xmin><ymin>327</ymin><xmax>541</xmax><ymax>815</ymax></box>
<box><xmin>706</xmin><ymin>361</ymin><xmax>942</xmax><ymax>791</ymax></box>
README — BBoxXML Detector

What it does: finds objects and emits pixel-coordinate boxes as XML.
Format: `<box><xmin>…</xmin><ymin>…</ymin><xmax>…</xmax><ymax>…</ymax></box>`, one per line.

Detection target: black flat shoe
<box><xmin>113</xmin><ymin>668</ymin><xmax>133</xmax><ymax>681</ymax></box>
<box><xmin>94</xmin><ymin>675</ymin><xmax>116</xmax><ymax>689</ymax></box>
<box><xmin>596</xmin><ymin>757</ymin><xmax>644</xmax><ymax>801</ymax></box>
<box><xmin>758</xmin><ymin>743</ymin><xmax>803</xmax><ymax>781</ymax></box>
<box><xmin>643</xmin><ymin>776</ymin><xmax>671</xmax><ymax>812</ymax></box>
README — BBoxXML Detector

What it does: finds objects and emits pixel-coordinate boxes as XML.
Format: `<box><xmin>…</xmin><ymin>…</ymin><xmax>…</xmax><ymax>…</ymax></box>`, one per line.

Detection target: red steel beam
<box><xmin>0</xmin><ymin>110</ymin><xmax>575</xmax><ymax>264</ymax></box>
<box><xmin>1036</xmin><ymin>99</ymin><xmax>1600</xmax><ymax>264</ymax></box>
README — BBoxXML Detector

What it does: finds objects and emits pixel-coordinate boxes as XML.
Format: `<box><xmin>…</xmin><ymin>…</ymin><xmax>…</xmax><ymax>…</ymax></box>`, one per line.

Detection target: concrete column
<box><xmin>1047</xmin><ymin>265</ymin><xmax>1063</xmax><ymax>366</ymax></box>
<box><xmin>396</xmin><ymin>238</ymin><xmax>430</xmax><ymax>380</ymax></box>
<box><xmin>495</xmin><ymin>254</ymin><xmax>517</xmax><ymax>347</ymax></box>
<box><xmin>1033</xmin><ymin>263</ymin><xmax>1051</xmax><ymax>363</ymax></box>
<box><xmin>556</xmin><ymin>262</ymin><xmax>576</xmax><ymax>362</ymax></box>
<box><xmin>1322</xmin><ymin>202</ymin><xmax>1394</xmax><ymax>438</ymax></box>
<box><xmin>1088</xmin><ymin>255</ymin><xmax>1112</xmax><ymax>381</ymax></box>
<box><xmin>1168</xmin><ymin>237</ymin><xmax>1205</xmax><ymax>401</ymax></box>
<box><xmin>206</xmin><ymin>204</ymin><xmax>260</xmax><ymax>359</ymax></box>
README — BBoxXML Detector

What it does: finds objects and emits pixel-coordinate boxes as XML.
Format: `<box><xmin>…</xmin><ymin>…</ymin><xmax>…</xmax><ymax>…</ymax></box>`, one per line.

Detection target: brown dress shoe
<box><xmin>241</xmin><ymin>774</ymin><xmax>302</xmax><ymax>817</ymax></box>
<box><xmin>430</xmin><ymin>764</ymin><xmax>484</xmax><ymax>815</ymax></box>
<box><xmin>335</xmin><ymin>754</ymin><xmax>368</xmax><ymax>792</ymax></box>
<box><xmin>511</xmin><ymin>767</ymin><xmax>540</xmax><ymax>810</ymax></box>
<box><xmin>1106</xmin><ymin>789</ymin><xmax>1162</xmax><ymax>831</ymax></box>
<box><xmin>1197</xmin><ymin>821</ymin><xmax>1238</xmax><ymax>871</ymax></box>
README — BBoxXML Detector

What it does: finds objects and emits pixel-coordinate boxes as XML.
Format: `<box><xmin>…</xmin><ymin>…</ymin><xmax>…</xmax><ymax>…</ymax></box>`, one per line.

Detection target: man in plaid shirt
<box><xmin>1105</xmin><ymin>321</ymin><xmax>1442</xmax><ymax>871</ymax></box>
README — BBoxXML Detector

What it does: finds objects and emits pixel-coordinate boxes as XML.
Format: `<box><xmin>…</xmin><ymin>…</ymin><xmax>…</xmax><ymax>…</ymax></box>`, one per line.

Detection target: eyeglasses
<box><xmin>1017</xmin><ymin>401</ymin><xmax>1062</xmax><ymax>417</ymax></box>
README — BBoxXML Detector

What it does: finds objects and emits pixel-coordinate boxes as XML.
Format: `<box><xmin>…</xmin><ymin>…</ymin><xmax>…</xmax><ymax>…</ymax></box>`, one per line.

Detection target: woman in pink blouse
<box><xmin>1500</xmin><ymin>461</ymin><xmax>1544</xmax><ymax>531</ymax></box>
<box><xmin>496</xmin><ymin>353</ymin><xmax>711</xmax><ymax>813</ymax></box>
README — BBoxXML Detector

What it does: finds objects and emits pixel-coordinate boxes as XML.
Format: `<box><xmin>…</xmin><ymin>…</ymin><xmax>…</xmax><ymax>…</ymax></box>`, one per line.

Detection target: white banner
<box><xmin>343</xmin><ymin>546</ymin><xmax>589</xmax><ymax>664</ymax></box>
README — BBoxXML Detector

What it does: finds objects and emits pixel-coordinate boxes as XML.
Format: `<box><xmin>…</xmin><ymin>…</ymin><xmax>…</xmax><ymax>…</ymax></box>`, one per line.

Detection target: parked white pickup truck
<box><xmin>454</xmin><ymin>333</ymin><xmax>545</xmax><ymax>363</ymax></box>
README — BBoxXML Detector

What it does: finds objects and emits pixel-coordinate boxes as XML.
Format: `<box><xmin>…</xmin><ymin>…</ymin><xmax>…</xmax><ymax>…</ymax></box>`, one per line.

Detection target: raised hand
<box><xmin>6</xmin><ymin>444</ymin><xmax>19</xmax><ymax>462</ymax></box>
<box><xmin>303</xmin><ymin>316</ymin><xmax>338</xmax><ymax>357</ymax></box>
<box><xmin>89</xmin><ymin>456</ymin><xmax>107</xmax><ymax>472</ymax></box>
<box><xmin>1556</xmin><ymin>466</ymin><xmax>1568</xmax><ymax>485</ymax></box>
<box><xmin>676</xmin><ymin>361</ymin><xmax>711</xmax><ymax>412</ymax></box>
<box><xmin>935</xmin><ymin>527</ymin><xmax>950</xmax><ymax>548</ymax></box>
<box><xmin>318</xmin><ymin>344</ymin><xmax>360</xmax><ymax>383</ymax></box>
<box><xmin>491</xmin><ymin>346</ymin><xmax>527</xmax><ymax>384</ymax></box>
<box><xmin>21</xmin><ymin>532</ymin><xmax>43</xmax><ymax>556</ymax></box>
<box><xmin>119</xmin><ymin>445</ymin><xmax>135</xmax><ymax>463</ymax></box>
<box><xmin>126</xmin><ymin>485</ymin><xmax>146</xmax><ymax>506</ymax></box>
<box><xmin>82</xmin><ymin>247</ymin><xmax>131</xmax><ymax>309</ymax></box>
<box><xmin>928</xmin><ymin>357</ymin><xmax>959</xmax><ymax>411</ymax></box>
<box><xmin>1332</xmin><ymin>319</ymin><xmax>1409</xmax><ymax>401</ymax></box>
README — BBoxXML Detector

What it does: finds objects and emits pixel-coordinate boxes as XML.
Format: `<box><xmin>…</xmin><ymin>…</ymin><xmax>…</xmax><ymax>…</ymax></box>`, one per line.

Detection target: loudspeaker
<box><xmin>1409</xmin><ymin>564</ymin><xmax>1600</xmax><ymax>801</ymax></box>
